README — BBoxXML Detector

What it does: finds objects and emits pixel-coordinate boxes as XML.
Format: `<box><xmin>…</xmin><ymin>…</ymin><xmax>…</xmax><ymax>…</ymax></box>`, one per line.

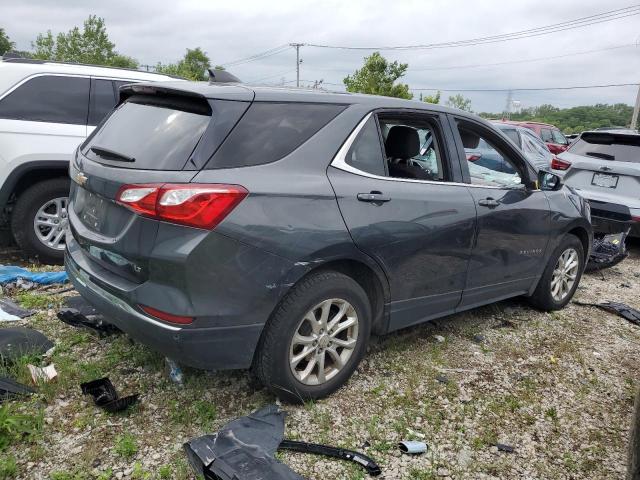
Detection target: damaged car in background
<box><xmin>65</xmin><ymin>82</ymin><xmax>592</xmax><ymax>402</ymax></box>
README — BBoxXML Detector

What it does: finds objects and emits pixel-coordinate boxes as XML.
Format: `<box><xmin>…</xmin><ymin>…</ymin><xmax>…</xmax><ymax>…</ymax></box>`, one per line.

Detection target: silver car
<box><xmin>558</xmin><ymin>131</ymin><xmax>640</xmax><ymax>236</ymax></box>
<box><xmin>493</xmin><ymin>123</ymin><xmax>553</xmax><ymax>170</ymax></box>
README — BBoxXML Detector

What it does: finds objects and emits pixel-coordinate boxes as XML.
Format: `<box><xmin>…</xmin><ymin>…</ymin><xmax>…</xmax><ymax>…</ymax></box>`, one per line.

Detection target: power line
<box><xmin>248</xmin><ymin>69</ymin><xmax>297</xmax><ymax>83</ymax></box>
<box><xmin>410</xmin><ymin>83</ymin><xmax>640</xmax><ymax>92</ymax></box>
<box><xmin>220</xmin><ymin>44</ymin><xmax>291</xmax><ymax>67</ymax></box>
<box><xmin>305</xmin><ymin>6</ymin><xmax>640</xmax><ymax>50</ymax></box>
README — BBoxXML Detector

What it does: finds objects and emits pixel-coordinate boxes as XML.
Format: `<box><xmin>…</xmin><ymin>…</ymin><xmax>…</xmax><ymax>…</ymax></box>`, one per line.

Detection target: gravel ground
<box><xmin>2</xmin><ymin>241</ymin><xmax>639</xmax><ymax>480</ymax></box>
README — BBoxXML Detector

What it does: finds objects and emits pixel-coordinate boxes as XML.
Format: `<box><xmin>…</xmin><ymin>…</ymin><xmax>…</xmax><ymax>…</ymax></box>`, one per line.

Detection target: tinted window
<box><xmin>207</xmin><ymin>102</ymin><xmax>345</xmax><ymax>169</ymax></box>
<box><xmin>88</xmin><ymin>79</ymin><xmax>116</xmax><ymax>126</ymax></box>
<box><xmin>346</xmin><ymin>117</ymin><xmax>386</xmax><ymax>176</ymax></box>
<box><xmin>457</xmin><ymin>122</ymin><xmax>522</xmax><ymax>187</ymax></box>
<box><xmin>568</xmin><ymin>133</ymin><xmax>640</xmax><ymax>163</ymax></box>
<box><xmin>83</xmin><ymin>96</ymin><xmax>211</xmax><ymax>170</ymax></box>
<box><xmin>0</xmin><ymin>75</ymin><xmax>89</xmax><ymax>124</ymax></box>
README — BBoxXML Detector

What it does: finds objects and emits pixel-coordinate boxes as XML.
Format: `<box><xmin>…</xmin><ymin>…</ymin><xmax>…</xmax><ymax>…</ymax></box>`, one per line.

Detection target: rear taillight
<box><xmin>551</xmin><ymin>156</ymin><xmax>571</xmax><ymax>171</ymax></box>
<box><xmin>632</xmin><ymin>216</ymin><xmax>640</xmax><ymax>223</ymax></box>
<box><xmin>466</xmin><ymin>154</ymin><xmax>481</xmax><ymax>162</ymax></box>
<box><xmin>116</xmin><ymin>183</ymin><xmax>248</xmax><ymax>229</ymax></box>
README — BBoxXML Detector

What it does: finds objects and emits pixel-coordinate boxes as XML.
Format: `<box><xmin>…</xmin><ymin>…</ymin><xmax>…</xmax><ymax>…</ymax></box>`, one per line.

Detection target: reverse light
<box><xmin>139</xmin><ymin>305</ymin><xmax>193</xmax><ymax>325</ymax></box>
<box><xmin>551</xmin><ymin>156</ymin><xmax>571</xmax><ymax>171</ymax></box>
<box><xmin>116</xmin><ymin>183</ymin><xmax>248</xmax><ymax>229</ymax></box>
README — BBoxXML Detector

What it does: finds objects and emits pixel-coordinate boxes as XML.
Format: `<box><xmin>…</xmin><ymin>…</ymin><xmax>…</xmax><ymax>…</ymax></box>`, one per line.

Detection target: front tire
<box><xmin>528</xmin><ymin>234</ymin><xmax>584</xmax><ymax>311</ymax></box>
<box><xmin>11</xmin><ymin>178</ymin><xmax>70</xmax><ymax>265</ymax></box>
<box><xmin>253</xmin><ymin>270</ymin><xmax>371</xmax><ymax>403</ymax></box>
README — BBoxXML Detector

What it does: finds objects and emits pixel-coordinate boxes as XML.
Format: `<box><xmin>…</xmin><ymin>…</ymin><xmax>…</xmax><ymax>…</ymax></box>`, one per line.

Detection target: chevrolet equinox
<box><xmin>66</xmin><ymin>82</ymin><xmax>592</xmax><ymax>402</ymax></box>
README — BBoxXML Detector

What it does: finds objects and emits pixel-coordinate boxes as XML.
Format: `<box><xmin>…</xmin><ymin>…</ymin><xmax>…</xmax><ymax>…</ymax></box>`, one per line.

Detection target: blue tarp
<box><xmin>0</xmin><ymin>266</ymin><xmax>68</xmax><ymax>285</ymax></box>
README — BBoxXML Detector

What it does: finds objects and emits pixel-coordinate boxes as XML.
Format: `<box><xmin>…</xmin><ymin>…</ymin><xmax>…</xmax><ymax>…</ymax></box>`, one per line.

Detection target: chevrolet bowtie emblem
<box><xmin>75</xmin><ymin>172</ymin><xmax>88</xmax><ymax>186</ymax></box>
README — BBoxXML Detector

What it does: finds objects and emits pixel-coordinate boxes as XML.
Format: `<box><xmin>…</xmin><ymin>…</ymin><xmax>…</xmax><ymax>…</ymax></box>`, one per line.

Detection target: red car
<box><xmin>496</xmin><ymin>120</ymin><xmax>570</xmax><ymax>155</ymax></box>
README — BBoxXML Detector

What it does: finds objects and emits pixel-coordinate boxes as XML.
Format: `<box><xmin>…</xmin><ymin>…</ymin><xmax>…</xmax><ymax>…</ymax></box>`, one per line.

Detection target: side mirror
<box><xmin>538</xmin><ymin>170</ymin><xmax>562</xmax><ymax>191</ymax></box>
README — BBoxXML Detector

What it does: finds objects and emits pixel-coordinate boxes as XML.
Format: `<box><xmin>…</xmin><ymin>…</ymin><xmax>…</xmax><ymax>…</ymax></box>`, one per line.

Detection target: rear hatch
<box><xmin>560</xmin><ymin>132</ymin><xmax>640</xmax><ymax>209</ymax></box>
<box><xmin>68</xmin><ymin>84</ymin><xmax>252</xmax><ymax>283</ymax></box>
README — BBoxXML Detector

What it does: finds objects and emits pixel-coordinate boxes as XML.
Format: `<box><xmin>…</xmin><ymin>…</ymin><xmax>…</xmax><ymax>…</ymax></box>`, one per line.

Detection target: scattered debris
<box><xmin>0</xmin><ymin>376</ymin><xmax>35</xmax><ymax>402</ymax></box>
<box><xmin>80</xmin><ymin>377</ymin><xmax>139</xmax><ymax>413</ymax></box>
<box><xmin>0</xmin><ymin>298</ymin><xmax>34</xmax><ymax>321</ymax></box>
<box><xmin>165</xmin><ymin>358</ymin><xmax>184</xmax><ymax>385</ymax></box>
<box><xmin>586</xmin><ymin>231</ymin><xmax>629</xmax><ymax>272</ymax></box>
<box><xmin>472</xmin><ymin>333</ymin><xmax>486</xmax><ymax>344</ymax></box>
<box><xmin>434</xmin><ymin>335</ymin><xmax>445</xmax><ymax>343</ymax></box>
<box><xmin>0</xmin><ymin>327</ymin><xmax>54</xmax><ymax>362</ymax></box>
<box><xmin>495</xmin><ymin>443</ymin><xmax>515</xmax><ymax>453</ymax></box>
<box><xmin>436</xmin><ymin>374</ymin><xmax>449</xmax><ymax>384</ymax></box>
<box><xmin>0</xmin><ymin>266</ymin><xmax>68</xmax><ymax>285</ymax></box>
<box><xmin>184</xmin><ymin>405</ymin><xmax>381</xmax><ymax>479</ymax></box>
<box><xmin>27</xmin><ymin>364</ymin><xmax>57</xmax><ymax>383</ymax></box>
<box><xmin>399</xmin><ymin>440</ymin><xmax>428</xmax><ymax>454</ymax></box>
<box><xmin>574</xmin><ymin>301</ymin><xmax>640</xmax><ymax>327</ymax></box>
<box><xmin>57</xmin><ymin>307</ymin><xmax>120</xmax><ymax>337</ymax></box>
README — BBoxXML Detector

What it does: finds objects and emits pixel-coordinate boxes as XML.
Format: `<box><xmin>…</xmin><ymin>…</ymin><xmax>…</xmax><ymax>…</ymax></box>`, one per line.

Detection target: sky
<box><xmin>2</xmin><ymin>0</ymin><xmax>639</xmax><ymax>112</ymax></box>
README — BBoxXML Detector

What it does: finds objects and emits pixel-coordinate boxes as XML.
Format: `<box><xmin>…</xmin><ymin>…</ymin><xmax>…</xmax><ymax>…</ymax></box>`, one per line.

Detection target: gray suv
<box><xmin>66</xmin><ymin>82</ymin><xmax>592</xmax><ymax>401</ymax></box>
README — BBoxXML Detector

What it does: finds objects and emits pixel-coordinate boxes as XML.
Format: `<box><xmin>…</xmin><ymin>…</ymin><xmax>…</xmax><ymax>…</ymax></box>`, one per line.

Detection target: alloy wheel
<box><xmin>550</xmin><ymin>247</ymin><xmax>579</xmax><ymax>302</ymax></box>
<box><xmin>289</xmin><ymin>298</ymin><xmax>359</xmax><ymax>386</ymax></box>
<box><xmin>33</xmin><ymin>197</ymin><xmax>68</xmax><ymax>251</ymax></box>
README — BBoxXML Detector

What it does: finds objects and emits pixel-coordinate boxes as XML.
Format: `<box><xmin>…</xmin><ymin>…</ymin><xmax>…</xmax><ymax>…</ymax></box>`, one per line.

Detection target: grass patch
<box><xmin>114</xmin><ymin>433</ymin><xmax>138</xmax><ymax>458</ymax></box>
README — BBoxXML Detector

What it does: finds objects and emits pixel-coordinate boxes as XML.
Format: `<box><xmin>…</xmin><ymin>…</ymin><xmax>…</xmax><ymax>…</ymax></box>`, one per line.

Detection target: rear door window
<box><xmin>82</xmin><ymin>95</ymin><xmax>211</xmax><ymax>170</ymax></box>
<box><xmin>206</xmin><ymin>102</ymin><xmax>346</xmax><ymax>169</ymax></box>
<box><xmin>88</xmin><ymin>79</ymin><xmax>116</xmax><ymax>126</ymax></box>
<box><xmin>568</xmin><ymin>134</ymin><xmax>640</xmax><ymax>163</ymax></box>
<box><xmin>552</xmin><ymin>129</ymin><xmax>568</xmax><ymax>145</ymax></box>
<box><xmin>0</xmin><ymin>75</ymin><xmax>89</xmax><ymax>124</ymax></box>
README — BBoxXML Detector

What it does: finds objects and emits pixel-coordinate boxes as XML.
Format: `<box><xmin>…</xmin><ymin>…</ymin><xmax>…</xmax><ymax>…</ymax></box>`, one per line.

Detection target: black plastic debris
<box><xmin>80</xmin><ymin>377</ymin><xmax>139</xmax><ymax>413</ymax></box>
<box><xmin>0</xmin><ymin>376</ymin><xmax>35</xmax><ymax>402</ymax></box>
<box><xmin>574</xmin><ymin>301</ymin><xmax>640</xmax><ymax>327</ymax></box>
<box><xmin>495</xmin><ymin>443</ymin><xmax>515</xmax><ymax>453</ymax></box>
<box><xmin>0</xmin><ymin>327</ymin><xmax>53</xmax><ymax>362</ymax></box>
<box><xmin>0</xmin><ymin>298</ymin><xmax>34</xmax><ymax>320</ymax></box>
<box><xmin>57</xmin><ymin>306</ymin><xmax>120</xmax><ymax>337</ymax></box>
<box><xmin>184</xmin><ymin>405</ymin><xmax>382</xmax><ymax>479</ymax></box>
<box><xmin>586</xmin><ymin>231</ymin><xmax>629</xmax><ymax>272</ymax></box>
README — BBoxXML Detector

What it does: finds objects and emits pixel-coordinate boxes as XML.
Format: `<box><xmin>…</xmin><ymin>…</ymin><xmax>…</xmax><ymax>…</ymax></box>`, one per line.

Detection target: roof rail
<box><xmin>1</xmin><ymin>57</ymin><xmax>185</xmax><ymax>80</ymax></box>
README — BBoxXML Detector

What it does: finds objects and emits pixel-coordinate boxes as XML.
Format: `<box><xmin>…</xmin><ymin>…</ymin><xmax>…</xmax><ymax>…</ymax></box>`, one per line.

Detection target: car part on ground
<box><xmin>0</xmin><ymin>265</ymin><xmax>68</xmax><ymax>284</ymax></box>
<box><xmin>57</xmin><ymin>307</ymin><xmax>120</xmax><ymax>337</ymax></box>
<box><xmin>66</xmin><ymin>81</ymin><xmax>592</xmax><ymax>400</ymax></box>
<box><xmin>399</xmin><ymin>440</ymin><xmax>428</xmax><ymax>454</ymax></box>
<box><xmin>0</xmin><ymin>376</ymin><xmax>34</xmax><ymax>402</ymax></box>
<box><xmin>0</xmin><ymin>297</ymin><xmax>33</xmax><ymax>321</ymax></box>
<box><xmin>184</xmin><ymin>404</ymin><xmax>381</xmax><ymax>479</ymax></box>
<box><xmin>80</xmin><ymin>377</ymin><xmax>139</xmax><ymax>413</ymax></box>
<box><xmin>574</xmin><ymin>301</ymin><xmax>640</xmax><ymax>327</ymax></box>
<box><xmin>27</xmin><ymin>363</ymin><xmax>57</xmax><ymax>383</ymax></box>
<box><xmin>0</xmin><ymin>327</ymin><xmax>53</xmax><ymax>362</ymax></box>
<box><xmin>586</xmin><ymin>231</ymin><xmax>629</xmax><ymax>271</ymax></box>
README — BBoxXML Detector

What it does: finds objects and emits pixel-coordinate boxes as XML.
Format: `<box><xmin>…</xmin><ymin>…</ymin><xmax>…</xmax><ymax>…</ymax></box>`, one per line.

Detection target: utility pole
<box><xmin>290</xmin><ymin>43</ymin><xmax>304</xmax><ymax>87</ymax></box>
<box><xmin>504</xmin><ymin>90</ymin><xmax>513</xmax><ymax>120</ymax></box>
<box><xmin>631</xmin><ymin>83</ymin><xmax>640</xmax><ymax>131</ymax></box>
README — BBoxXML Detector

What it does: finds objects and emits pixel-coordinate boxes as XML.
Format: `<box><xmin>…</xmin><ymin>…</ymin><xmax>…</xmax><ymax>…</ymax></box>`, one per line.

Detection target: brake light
<box><xmin>139</xmin><ymin>305</ymin><xmax>193</xmax><ymax>325</ymax></box>
<box><xmin>632</xmin><ymin>216</ymin><xmax>640</xmax><ymax>223</ymax></box>
<box><xmin>116</xmin><ymin>183</ymin><xmax>248</xmax><ymax>229</ymax></box>
<box><xmin>551</xmin><ymin>156</ymin><xmax>571</xmax><ymax>171</ymax></box>
<box><xmin>466</xmin><ymin>154</ymin><xmax>481</xmax><ymax>162</ymax></box>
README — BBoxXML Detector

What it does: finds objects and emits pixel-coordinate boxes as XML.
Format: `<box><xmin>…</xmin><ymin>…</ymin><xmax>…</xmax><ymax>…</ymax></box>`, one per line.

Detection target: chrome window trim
<box><xmin>331</xmin><ymin>112</ymin><xmax>532</xmax><ymax>191</ymax></box>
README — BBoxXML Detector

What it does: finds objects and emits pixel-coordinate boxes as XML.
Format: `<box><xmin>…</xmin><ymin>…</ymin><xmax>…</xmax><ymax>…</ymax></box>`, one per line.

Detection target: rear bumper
<box><xmin>65</xmin><ymin>243</ymin><xmax>264</xmax><ymax>370</ymax></box>
<box><xmin>587</xmin><ymin>199</ymin><xmax>640</xmax><ymax>237</ymax></box>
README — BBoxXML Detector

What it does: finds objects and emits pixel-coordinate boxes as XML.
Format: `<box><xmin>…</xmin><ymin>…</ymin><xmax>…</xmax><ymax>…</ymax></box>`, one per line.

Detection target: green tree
<box><xmin>446</xmin><ymin>94</ymin><xmax>472</xmax><ymax>112</ymax></box>
<box><xmin>32</xmin><ymin>15</ymin><xmax>138</xmax><ymax>68</ymax></box>
<box><xmin>156</xmin><ymin>48</ymin><xmax>211</xmax><ymax>81</ymax></box>
<box><xmin>0</xmin><ymin>28</ymin><xmax>15</xmax><ymax>55</ymax></box>
<box><xmin>343</xmin><ymin>52</ymin><xmax>412</xmax><ymax>99</ymax></box>
<box><xmin>422</xmin><ymin>90</ymin><xmax>441</xmax><ymax>104</ymax></box>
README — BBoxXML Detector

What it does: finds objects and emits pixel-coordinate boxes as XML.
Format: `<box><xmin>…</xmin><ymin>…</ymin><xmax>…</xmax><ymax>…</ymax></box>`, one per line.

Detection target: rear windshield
<box><xmin>206</xmin><ymin>102</ymin><xmax>346</xmax><ymax>169</ymax></box>
<box><xmin>568</xmin><ymin>133</ymin><xmax>640</xmax><ymax>163</ymax></box>
<box><xmin>82</xmin><ymin>95</ymin><xmax>211</xmax><ymax>170</ymax></box>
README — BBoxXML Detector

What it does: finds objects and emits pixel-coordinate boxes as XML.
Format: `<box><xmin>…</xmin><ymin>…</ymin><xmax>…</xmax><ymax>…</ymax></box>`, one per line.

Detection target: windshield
<box><xmin>83</xmin><ymin>96</ymin><xmax>211</xmax><ymax>170</ymax></box>
<box><xmin>568</xmin><ymin>133</ymin><xmax>640</xmax><ymax>163</ymax></box>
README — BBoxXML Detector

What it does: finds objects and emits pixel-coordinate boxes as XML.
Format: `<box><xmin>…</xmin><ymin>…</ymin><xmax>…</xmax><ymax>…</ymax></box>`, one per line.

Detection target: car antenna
<box><xmin>208</xmin><ymin>69</ymin><xmax>242</xmax><ymax>84</ymax></box>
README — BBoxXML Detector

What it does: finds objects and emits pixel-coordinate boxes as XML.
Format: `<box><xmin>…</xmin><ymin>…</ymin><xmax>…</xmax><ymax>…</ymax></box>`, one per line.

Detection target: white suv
<box><xmin>0</xmin><ymin>58</ymin><xmax>180</xmax><ymax>263</ymax></box>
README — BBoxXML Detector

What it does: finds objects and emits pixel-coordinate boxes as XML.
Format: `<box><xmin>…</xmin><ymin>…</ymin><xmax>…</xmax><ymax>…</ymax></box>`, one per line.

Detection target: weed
<box><xmin>0</xmin><ymin>404</ymin><xmax>42</xmax><ymax>451</ymax></box>
<box><xmin>157</xmin><ymin>465</ymin><xmax>172</xmax><ymax>479</ymax></box>
<box><xmin>0</xmin><ymin>455</ymin><xmax>17</xmax><ymax>479</ymax></box>
<box><xmin>114</xmin><ymin>433</ymin><xmax>138</xmax><ymax>458</ymax></box>
<box><xmin>131</xmin><ymin>462</ymin><xmax>151</xmax><ymax>479</ymax></box>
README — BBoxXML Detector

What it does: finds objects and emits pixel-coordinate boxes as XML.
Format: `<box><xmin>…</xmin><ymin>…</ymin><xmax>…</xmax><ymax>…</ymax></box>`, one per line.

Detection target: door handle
<box><xmin>478</xmin><ymin>197</ymin><xmax>500</xmax><ymax>208</ymax></box>
<box><xmin>357</xmin><ymin>192</ymin><xmax>391</xmax><ymax>203</ymax></box>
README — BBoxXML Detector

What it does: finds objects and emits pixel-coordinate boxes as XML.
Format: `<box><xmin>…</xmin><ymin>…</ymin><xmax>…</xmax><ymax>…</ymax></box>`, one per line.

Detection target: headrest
<box><xmin>385</xmin><ymin>126</ymin><xmax>420</xmax><ymax>159</ymax></box>
<box><xmin>459</xmin><ymin>128</ymin><xmax>480</xmax><ymax>149</ymax></box>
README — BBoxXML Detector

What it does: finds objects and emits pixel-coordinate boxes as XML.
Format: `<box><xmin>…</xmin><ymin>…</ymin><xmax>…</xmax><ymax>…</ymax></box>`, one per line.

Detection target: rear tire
<box><xmin>253</xmin><ymin>270</ymin><xmax>371</xmax><ymax>403</ymax></box>
<box><xmin>528</xmin><ymin>234</ymin><xmax>584</xmax><ymax>311</ymax></box>
<box><xmin>11</xmin><ymin>178</ymin><xmax>70</xmax><ymax>265</ymax></box>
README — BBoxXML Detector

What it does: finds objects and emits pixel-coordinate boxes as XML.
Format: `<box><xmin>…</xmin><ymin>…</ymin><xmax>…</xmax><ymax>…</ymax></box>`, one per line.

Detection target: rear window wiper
<box><xmin>90</xmin><ymin>145</ymin><xmax>135</xmax><ymax>163</ymax></box>
<box><xmin>585</xmin><ymin>151</ymin><xmax>615</xmax><ymax>161</ymax></box>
